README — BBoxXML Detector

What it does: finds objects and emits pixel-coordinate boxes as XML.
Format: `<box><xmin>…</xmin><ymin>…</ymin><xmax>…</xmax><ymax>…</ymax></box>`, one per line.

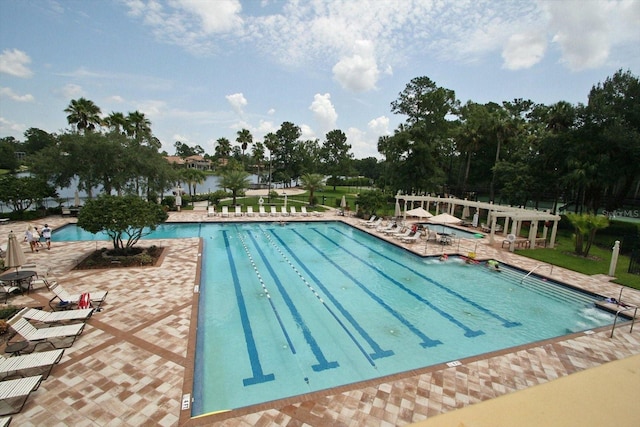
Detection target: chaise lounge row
<box><xmin>0</xmin><ymin>280</ymin><xmax>108</xmax><ymax>416</ymax></box>
<box><xmin>209</xmin><ymin>205</ymin><xmax>323</xmax><ymax>218</ymax></box>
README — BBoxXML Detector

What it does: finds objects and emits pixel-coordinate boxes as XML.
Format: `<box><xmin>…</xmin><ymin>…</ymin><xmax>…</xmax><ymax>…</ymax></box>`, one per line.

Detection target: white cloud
<box><xmin>299</xmin><ymin>124</ymin><xmax>315</xmax><ymax>140</ymax></box>
<box><xmin>107</xmin><ymin>95</ymin><xmax>125</xmax><ymax>103</ymax></box>
<box><xmin>175</xmin><ymin>0</ymin><xmax>243</xmax><ymax>33</ymax></box>
<box><xmin>267</xmin><ymin>108</ymin><xmax>275</xmax><ymax>115</ymax></box>
<box><xmin>502</xmin><ymin>32</ymin><xmax>547</xmax><ymax>70</ymax></box>
<box><xmin>0</xmin><ymin>116</ymin><xmax>25</xmax><ymax>133</ymax></box>
<box><xmin>0</xmin><ymin>48</ymin><xmax>34</xmax><ymax>78</ymax></box>
<box><xmin>172</xmin><ymin>133</ymin><xmax>190</xmax><ymax>144</ymax></box>
<box><xmin>226</xmin><ymin>93</ymin><xmax>247</xmax><ymax>116</ymax></box>
<box><xmin>346</xmin><ymin>126</ymin><xmax>379</xmax><ymax>159</ymax></box>
<box><xmin>0</xmin><ymin>87</ymin><xmax>35</xmax><ymax>102</ymax></box>
<box><xmin>309</xmin><ymin>93</ymin><xmax>338</xmax><ymax>135</ymax></box>
<box><xmin>367</xmin><ymin>116</ymin><xmax>390</xmax><ymax>136</ymax></box>
<box><xmin>332</xmin><ymin>40</ymin><xmax>380</xmax><ymax>92</ymax></box>
<box><xmin>54</xmin><ymin>83</ymin><xmax>84</xmax><ymax>99</ymax></box>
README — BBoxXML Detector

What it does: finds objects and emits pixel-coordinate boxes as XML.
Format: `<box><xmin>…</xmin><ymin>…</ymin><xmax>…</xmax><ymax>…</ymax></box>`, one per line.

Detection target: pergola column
<box><xmin>509</xmin><ymin>220</ymin><xmax>518</xmax><ymax>252</ymax></box>
<box><xmin>489</xmin><ymin>215</ymin><xmax>498</xmax><ymax>244</ymax></box>
<box><xmin>549</xmin><ymin>220</ymin><xmax>559</xmax><ymax>249</ymax></box>
<box><xmin>529</xmin><ymin>220</ymin><xmax>538</xmax><ymax>248</ymax></box>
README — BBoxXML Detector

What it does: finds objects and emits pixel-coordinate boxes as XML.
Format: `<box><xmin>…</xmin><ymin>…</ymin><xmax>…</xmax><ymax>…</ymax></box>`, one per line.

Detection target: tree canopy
<box><xmin>77</xmin><ymin>194</ymin><xmax>168</xmax><ymax>252</ymax></box>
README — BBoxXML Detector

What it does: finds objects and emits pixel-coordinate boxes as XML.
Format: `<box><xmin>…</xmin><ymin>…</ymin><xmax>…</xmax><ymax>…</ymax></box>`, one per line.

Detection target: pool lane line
<box><xmin>313</xmin><ymin>228</ymin><xmax>484</xmax><ymax>337</ymax></box>
<box><xmin>331</xmin><ymin>227</ymin><xmax>521</xmax><ymax>329</ymax></box>
<box><xmin>264</xmin><ymin>230</ymin><xmax>385</xmax><ymax>367</ymax></box>
<box><xmin>236</xmin><ymin>231</ymin><xmax>297</xmax><ymax>355</ymax></box>
<box><xmin>222</xmin><ymin>231</ymin><xmax>275</xmax><ymax>386</ymax></box>
<box><xmin>267</xmin><ymin>228</ymin><xmax>394</xmax><ymax>362</ymax></box>
<box><xmin>275</xmin><ymin>229</ymin><xmax>442</xmax><ymax>349</ymax></box>
<box><xmin>245</xmin><ymin>230</ymin><xmax>339</xmax><ymax>372</ymax></box>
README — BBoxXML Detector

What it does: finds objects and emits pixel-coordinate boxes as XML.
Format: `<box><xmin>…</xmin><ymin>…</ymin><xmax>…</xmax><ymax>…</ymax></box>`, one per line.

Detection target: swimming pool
<box><xmin>421</xmin><ymin>223</ymin><xmax>483</xmax><ymax>239</ymax></box>
<box><xmin>193</xmin><ymin>222</ymin><xmax>614</xmax><ymax>416</ymax></box>
<box><xmin>52</xmin><ymin>222</ymin><xmax>616</xmax><ymax>417</ymax></box>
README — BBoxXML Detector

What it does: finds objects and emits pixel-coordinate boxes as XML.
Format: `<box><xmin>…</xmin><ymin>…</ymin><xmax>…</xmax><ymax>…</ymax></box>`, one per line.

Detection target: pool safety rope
<box><xmin>236</xmin><ymin>231</ymin><xmax>297</xmax><ymax>355</ymax></box>
<box><xmin>260</xmin><ymin>228</ymin><xmax>377</xmax><ymax>368</ymax></box>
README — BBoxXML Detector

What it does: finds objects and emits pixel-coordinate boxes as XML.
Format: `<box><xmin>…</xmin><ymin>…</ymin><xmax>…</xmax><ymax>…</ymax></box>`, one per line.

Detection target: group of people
<box><xmin>24</xmin><ymin>224</ymin><xmax>52</xmax><ymax>252</ymax></box>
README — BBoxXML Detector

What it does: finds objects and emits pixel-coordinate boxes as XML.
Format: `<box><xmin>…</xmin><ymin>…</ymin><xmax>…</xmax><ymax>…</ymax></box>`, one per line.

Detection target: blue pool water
<box><xmin>422</xmin><ymin>224</ymin><xmax>483</xmax><ymax>239</ymax></box>
<box><xmin>53</xmin><ymin>222</ymin><xmax>616</xmax><ymax>416</ymax></box>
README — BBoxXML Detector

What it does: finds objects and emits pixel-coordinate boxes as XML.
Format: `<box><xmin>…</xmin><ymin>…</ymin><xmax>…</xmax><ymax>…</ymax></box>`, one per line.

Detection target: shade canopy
<box><xmin>5</xmin><ymin>231</ymin><xmax>26</xmax><ymax>273</ymax></box>
<box><xmin>429</xmin><ymin>213</ymin><xmax>462</xmax><ymax>224</ymax></box>
<box><xmin>405</xmin><ymin>207</ymin><xmax>433</xmax><ymax>218</ymax></box>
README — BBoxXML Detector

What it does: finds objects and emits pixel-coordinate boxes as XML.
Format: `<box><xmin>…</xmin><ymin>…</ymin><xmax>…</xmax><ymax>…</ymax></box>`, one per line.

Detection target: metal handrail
<box><xmin>610</xmin><ymin>305</ymin><xmax>638</xmax><ymax>338</ymax></box>
<box><xmin>521</xmin><ymin>264</ymin><xmax>554</xmax><ymax>284</ymax></box>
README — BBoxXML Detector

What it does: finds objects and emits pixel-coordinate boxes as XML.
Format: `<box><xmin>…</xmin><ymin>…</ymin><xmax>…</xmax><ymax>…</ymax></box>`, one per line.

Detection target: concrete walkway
<box><xmin>0</xmin><ymin>214</ymin><xmax>638</xmax><ymax>426</ymax></box>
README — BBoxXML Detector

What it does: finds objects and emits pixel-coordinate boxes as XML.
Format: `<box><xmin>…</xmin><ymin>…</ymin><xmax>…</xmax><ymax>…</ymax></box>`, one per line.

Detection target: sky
<box><xmin>0</xmin><ymin>0</ymin><xmax>639</xmax><ymax>160</ymax></box>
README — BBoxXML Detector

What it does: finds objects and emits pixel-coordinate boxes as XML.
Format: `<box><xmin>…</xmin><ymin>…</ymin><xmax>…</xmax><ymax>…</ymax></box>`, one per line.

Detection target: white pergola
<box><xmin>394</xmin><ymin>194</ymin><xmax>561</xmax><ymax>250</ymax></box>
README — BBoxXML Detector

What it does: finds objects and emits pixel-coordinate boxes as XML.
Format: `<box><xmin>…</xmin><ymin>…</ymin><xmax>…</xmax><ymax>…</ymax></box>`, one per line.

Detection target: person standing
<box><xmin>25</xmin><ymin>226</ymin><xmax>38</xmax><ymax>252</ymax></box>
<box><xmin>42</xmin><ymin>224</ymin><xmax>52</xmax><ymax>250</ymax></box>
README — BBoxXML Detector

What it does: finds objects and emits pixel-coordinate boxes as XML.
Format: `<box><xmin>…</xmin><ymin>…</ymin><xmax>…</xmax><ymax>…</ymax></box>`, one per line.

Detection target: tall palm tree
<box><xmin>180</xmin><ymin>168</ymin><xmax>206</xmax><ymax>197</ymax></box>
<box><xmin>104</xmin><ymin>112</ymin><xmax>129</xmax><ymax>135</ymax></box>
<box><xmin>64</xmin><ymin>97</ymin><xmax>102</xmax><ymax>133</ymax></box>
<box><xmin>219</xmin><ymin>169</ymin><xmax>251</xmax><ymax>205</ymax></box>
<box><xmin>300</xmin><ymin>173</ymin><xmax>325</xmax><ymax>205</ymax></box>
<box><xmin>126</xmin><ymin>111</ymin><xmax>155</xmax><ymax>146</ymax></box>
<box><xmin>214</xmin><ymin>137</ymin><xmax>232</xmax><ymax>159</ymax></box>
<box><xmin>236</xmin><ymin>128</ymin><xmax>253</xmax><ymax>156</ymax></box>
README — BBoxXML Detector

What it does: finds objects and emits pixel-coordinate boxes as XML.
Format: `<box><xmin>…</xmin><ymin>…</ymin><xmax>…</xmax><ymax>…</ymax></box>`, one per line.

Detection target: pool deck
<box><xmin>1</xmin><ymin>211</ymin><xmax>639</xmax><ymax>426</ymax></box>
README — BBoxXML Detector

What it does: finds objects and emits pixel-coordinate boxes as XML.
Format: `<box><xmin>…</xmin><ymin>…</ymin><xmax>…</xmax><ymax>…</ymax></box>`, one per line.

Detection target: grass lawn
<box><xmin>518</xmin><ymin>233</ymin><xmax>640</xmax><ymax>291</ymax></box>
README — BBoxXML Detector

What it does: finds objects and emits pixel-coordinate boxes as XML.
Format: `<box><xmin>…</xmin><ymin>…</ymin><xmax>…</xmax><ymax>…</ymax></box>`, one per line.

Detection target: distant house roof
<box><xmin>165</xmin><ymin>156</ymin><xmax>185</xmax><ymax>165</ymax></box>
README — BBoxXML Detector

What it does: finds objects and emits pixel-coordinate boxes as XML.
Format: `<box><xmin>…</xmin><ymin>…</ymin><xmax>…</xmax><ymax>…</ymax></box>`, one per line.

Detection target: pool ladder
<box><xmin>521</xmin><ymin>263</ymin><xmax>554</xmax><ymax>284</ymax></box>
<box><xmin>610</xmin><ymin>287</ymin><xmax>639</xmax><ymax>338</ymax></box>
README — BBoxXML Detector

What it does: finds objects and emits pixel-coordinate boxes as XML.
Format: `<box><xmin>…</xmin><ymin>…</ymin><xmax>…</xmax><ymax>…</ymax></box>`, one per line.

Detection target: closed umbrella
<box><xmin>5</xmin><ymin>231</ymin><xmax>26</xmax><ymax>274</ymax></box>
<box><xmin>74</xmin><ymin>190</ymin><xmax>81</xmax><ymax>207</ymax></box>
<box><xmin>340</xmin><ymin>195</ymin><xmax>347</xmax><ymax>212</ymax></box>
<box><xmin>394</xmin><ymin>200</ymin><xmax>401</xmax><ymax>218</ymax></box>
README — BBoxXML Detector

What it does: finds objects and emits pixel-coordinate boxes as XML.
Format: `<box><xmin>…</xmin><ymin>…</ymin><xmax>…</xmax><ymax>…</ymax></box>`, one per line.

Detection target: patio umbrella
<box><xmin>74</xmin><ymin>190</ymin><xmax>80</xmax><ymax>207</ymax></box>
<box><xmin>429</xmin><ymin>212</ymin><xmax>462</xmax><ymax>234</ymax></box>
<box><xmin>394</xmin><ymin>200</ymin><xmax>401</xmax><ymax>217</ymax></box>
<box><xmin>405</xmin><ymin>207</ymin><xmax>433</xmax><ymax>219</ymax></box>
<box><xmin>340</xmin><ymin>195</ymin><xmax>347</xmax><ymax>211</ymax></box>
<box><xmin>429</xmin><ymin>212</ymin><xmax>462</xmax><ymax>224</ymax></box>
<box><xmin>5</xmin><ymin>231</ymin><xmax>26</xmax><ymax>274</ymax></box>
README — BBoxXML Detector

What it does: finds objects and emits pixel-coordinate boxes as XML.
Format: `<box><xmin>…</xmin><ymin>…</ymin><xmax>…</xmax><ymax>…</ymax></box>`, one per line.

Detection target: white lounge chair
<box><xmin>21</xmin><ymin>307</ymin><xmax>94</xmax><ymax>324</ymax></box>
<box><xmin>246</xmin><ymin>206</ymin><xmax>255</xmax><ymax>217</ymax></box>
<box><xmin>270</xmin><ymin>206</ymin><xmax>278</xmax><ymax>216</ymax></box>
<box><xmin>234</xmin><ymin>205</ymin><xmax>243</xmax><ymax>217</ymax></box>
<box><xmin>377</xmin><ymin>222</ymin><xmax>395</xmax><ymax>232</ymax></box>
<box><xmin>290</xmin><ymin>206</ymin><xmax>298</xmax><ymax>216</ymax></box>
<box><xmin>207</xmin><ymin>206</ymin><xmax>216</xmax><ymax>217</ymax></box>
<box><xmin>365</xmin><ymin>218</ymin><xmax>383</xmax><ymax>228</ymax></box>
<box><xmin>0</xmin><ymin>375</ymin><xmax>43</xmax><ymax>415</ymax></box>
<box><xmin>392</xmin><ymin>229</ymin><xmax>413</xmax><ymax>239</ymax></box>
<box><xmin>300</xmin><ymin>206</ymin><xmax>310</xmax><ymax>216</ymax></box>
<box><xmin>360</xmin><ymin>215</ymin><xmax>376</xmax><ymax>225</ymax></box>
<box><xmin>259</xmin><ymin>206</ymin><xmax>268</xmax><ymax>217</ymax></box>
<box><xmin>0</xmin><ymin>348</ymin><xmax>64</xmax><ymax>380</ymax></box>
<box><xmin>400</xmin><ymin>231</ymin><xmax>422</xmax><ymax>243</ymax></box>
<box><xmin>221</xmin><ymin>206</ymin><xmax>229</xmax><ymax>217</ymax></box>
<box><xmin>45</xmin><ymin>280</ymin><xmax>108</xmax><ymax>311</ymax></box>
<box><xmin>7</xmin><ymin>315</ymin><xmax>85</xmax><ymax>349</ymax></box>
<box><xmin>280</xmin><ymin>206</ymin><xmax>289</xmax><ymax>216</ymax></box>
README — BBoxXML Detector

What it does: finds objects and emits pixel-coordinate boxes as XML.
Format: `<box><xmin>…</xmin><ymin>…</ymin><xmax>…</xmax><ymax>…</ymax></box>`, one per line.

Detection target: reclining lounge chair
<box><xmin>7</xmin><ymin>314</ymin><xmax>86</xmax><ymax>349</ymax></box>
<box><xmin>21</xmin><ymin>307</ymin><xmax>94</xmax><ymax>324</ymax></box>
<box><xmin>0</xmin><ymin>375</ymin><xmax>43</xmax><ymax>415</ymax></box>
<box><xmin>0</xmin><ymin>348</ymin><xmax>64</xmax><ymax>380</ymax></box>
<box><xmin>45</xmin><ymin>280</ymin><xmax>108</xmax><ymax>312</ymax></box>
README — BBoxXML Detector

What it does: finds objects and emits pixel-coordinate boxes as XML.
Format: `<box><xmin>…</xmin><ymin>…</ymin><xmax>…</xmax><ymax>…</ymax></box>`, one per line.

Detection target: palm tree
<box><xmin>104</xmin><ymin>112</ymin><xmax>129</xmax><ymax>135</ymax></box>
<box><xmin>219</xmin><ymin>169</ymin><xmax>251</xmax><ymax>205</ymax></box>
<box><xmin>300</xmin><ymin>173</ymin><xmax>325</xmax><ymax>206</ymax></box>
<box><xmin>214</xmin><ymin>137</ymin><xmax>232</xmax><ymax>159</ymax></box>
<box><xmin>127</xmin><ymin>111</ymin><xmax>155</xmax><ymax>146</ymax></box>
<box><xmin>566</xmin><ymin>213</ymin><xmax>609</xmax><ymax>256</ymax></box>
<box><xmin>64</xmin><ymin>98</ymin><xmax>102</xmax><ymax>133</ymax></box>
<box><xmin>236</xmin><ymin>128</ymin><xmax>253</xmax><ymax>156</ymax></box>
<box><xmin>180</xmin><ymin>168</ymin><xmax>206</xmax><ymax>197</ymax></box>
